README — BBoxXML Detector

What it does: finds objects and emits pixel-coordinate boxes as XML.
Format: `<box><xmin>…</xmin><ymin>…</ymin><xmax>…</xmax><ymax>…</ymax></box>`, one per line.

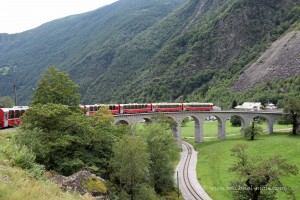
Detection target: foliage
<box><xmin>110</xmin><ymin>134</ymin><xmax>150</xmax><ymax>198</ymax></box>
<box><xmin>139</xmin><ymin>123</ymin><xmax>178</xmax><ymax>194</ymax></box>
<box><xmin>181</xmin><ymin>117</ymin><xmax>190</xmax><ymax>127</ymax></box>
<box><xmin>2</xmin><ymin>143</ymin><xmax>45</xmax><ymax>179</ymax></box>
<box><xmin>151</xmin><ymin>113</ymin><xmax>177</xmax><ymax>132</ymax></box>
<box><xmin>15</xmin><ymin>103</ymin><xmax>119</xmax><ymax>177</ymax></box>
<box><xmin>231</xmin><ymin>100</ymin><xmax>238</xmax><ymax>109</ymax></box>
<box><xmin>0</xmin><ymin>0</ymin><xmax>299</xmax><ymax>105</ymax></box>
<box><xmin>229</xmin><ymin>144</ymin><xmax>298</xmax><ymax>200</ymax></box>
<box><xmin>91</xmin><ymin>106</ymin><xmax>114</xmax><ymax>125</ymax></box>
<box><xmin>283</xmin><ymin>97</ymin><xmax>300</xmax><ymax>135</ymax></box>
<box><xmin>31</xmin><ymin>66</ymin><xmax>80</xmax><ymax>107</ymax></box>
<box><xmin>0</xmin><ymin>96</ymin><xmax>13</xmax><ymax>107</ymax></box>
<box><xmin>230</xmin><ymin>116</ymin><xmax>241</xmax><ymax>127</ymax></box>
<box><xmin>241</xmin><ymin>120</ymin><xmax>264</xmax><ymax>140</ymax></box>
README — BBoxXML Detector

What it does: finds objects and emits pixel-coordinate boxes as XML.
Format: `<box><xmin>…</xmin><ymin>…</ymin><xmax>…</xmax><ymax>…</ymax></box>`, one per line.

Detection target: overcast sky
<box><xmin>0</xmin><ymin>0</ymin><xmax>118</xmax><ymax>34</ymax></box>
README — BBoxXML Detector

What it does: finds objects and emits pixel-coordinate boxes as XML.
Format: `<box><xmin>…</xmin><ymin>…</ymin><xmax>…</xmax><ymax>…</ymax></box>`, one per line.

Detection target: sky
<box><xmin>0</xmin><ymin>0</ymin><xmax>118</xmax><ymax>34</ymax></box>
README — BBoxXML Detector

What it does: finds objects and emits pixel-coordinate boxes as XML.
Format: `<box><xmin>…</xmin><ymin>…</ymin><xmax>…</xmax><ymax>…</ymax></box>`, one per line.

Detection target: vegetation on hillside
<box><xmin>2</xmin><ymin>67</ymin><xmax>181</xmax><ymax>199</ymax></box>
<box><xmin>0</xmin><ymin>0</ymin><xmax>299</xmax><ymax>106</ymax></box>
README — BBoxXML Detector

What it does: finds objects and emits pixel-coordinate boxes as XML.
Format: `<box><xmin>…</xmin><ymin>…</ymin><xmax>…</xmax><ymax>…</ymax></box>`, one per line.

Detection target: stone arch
<box><xmin>203</xmin><ymin>114</ymin><xmax>227</xmax><ymax>139</ymax></box>
<box><xmin>251</xmin><ymin>115</ymin><xmax>276</xmax><ymax>134</ymax></box>
<box><xmin>115</xmin><ymin>120</ymin><xmax>129</xmax><ymax>125</ymax></box>
<box><xmin>228</xmin><ymin>114</ymin><xmax>247</xmax><ymax>128</ymax></box>
<box><xmin>178</xmin><ymin>115</ymin><xmax>204</xmax><ymax>142</ymax></box>
<box><xmin>143</xmin><ymin>118</ymin><xmax>151</xmax><ymax>123</ymax></box>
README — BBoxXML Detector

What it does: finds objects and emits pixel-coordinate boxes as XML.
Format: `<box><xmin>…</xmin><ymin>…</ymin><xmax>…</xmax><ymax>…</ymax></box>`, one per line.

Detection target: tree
<box><xmin>229</xmin><ymin>144</ymin><xmax>298</xmax><ymax>200</ymax></box>
<box><xmin>16</xmin><ymin>103</ymin><xmax>118</xmax><ymax>176</ymax></box>
<box><xmin>283</xmin><ymin>98</ymin><xmax>300</xmax><ymax>135</ymax></box>
<box><xmin>241</xmin><ymin>118</ymin><xmax>263</xmax><ymax>140</ymax></box>
<box><xmin>151</xmin><ymin>113</ymin><xmax>177</xmax><ymax>132</ymax></box>
<box><xmin>91</xmin><ymin>106</ymin><xmax>114</xmax><ymax>125</ymax></box>
<box><xmin>230</xmin><ymin>115</ymin><xmax>241</xmax><ymax>127</ymax></box>
<box><xmin>31</xmin><ymin>66</ymin><xmax>80</xmax><ymax>107</ymax></box>
<box><xmin>231</xmin><ymin>100</ymin><xmax>238</xmax><ymax>109</ymax></box>
<box><xmin>0</xmin><ymin>96</ymin><xmax>14</xmax><ymax>107</ymax></box>
<box><xmin>110</xmin><ymin>134</ymin><xmax>150</xmax><ymax>199</ymax></box>
<box><xmin>139</xmin><ymin>123</ymin><xmax>177</xmax><ymax>193</ymax></box>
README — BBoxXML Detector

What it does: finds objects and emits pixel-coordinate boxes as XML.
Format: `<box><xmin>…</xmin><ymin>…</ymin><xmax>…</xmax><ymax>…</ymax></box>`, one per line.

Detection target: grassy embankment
<box><xmin>0</xmin><ymin>130</ymin><xmax>90</xmax><ymax>200</ymax></box>
<box><xmin>181</xmin><ymin>121</ymin><xmax>300</xmax><ymax>200</ymax></box>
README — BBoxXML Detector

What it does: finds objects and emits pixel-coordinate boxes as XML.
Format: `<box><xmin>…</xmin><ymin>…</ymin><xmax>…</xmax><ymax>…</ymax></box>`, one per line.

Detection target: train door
<box><xmin>119</xmin><ymin>105</ymin><xmax>123</xmax><ymax>114</ymax></box>
<box><xmin>4</xmin><ymin>111</ymin><xmax>8</xmax><ymax>127</ymax></box>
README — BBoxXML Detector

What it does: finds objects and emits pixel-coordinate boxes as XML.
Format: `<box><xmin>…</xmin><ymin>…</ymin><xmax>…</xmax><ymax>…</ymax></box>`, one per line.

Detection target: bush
<box><xmin>230</xmin><ymin>116</ymin><xmax>241</xmax><ymax>127</ymax></box>
<box><xmin>2</xmin><ymin>143</ymin><xmax>45</xmax><ymax>179</ymax></box>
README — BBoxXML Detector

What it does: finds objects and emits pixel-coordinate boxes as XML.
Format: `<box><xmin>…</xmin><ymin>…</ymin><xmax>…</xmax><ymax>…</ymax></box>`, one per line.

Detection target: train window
<box><xmin>9</xmin><ymin>110</ymin><xmax>14</xmax><ymax>119</ymax></box>
<box><xmin>4</xmin><ymin>112</ymin><xmax>8</xmax><ymax>120</ymax></box>
<box><xmin>90</xmin><ymin>107</ymin><xmax>94</xmax><ymax>111</ymax></box>
<box><xmin>21</xmin><ymin>110</ymin><xmax>25</xmax><ymax>115</ymax></box>
<box><xmin>15</xmin><ymin>110</ymin><xmax>20</xmax><ymax>118</ymax></box>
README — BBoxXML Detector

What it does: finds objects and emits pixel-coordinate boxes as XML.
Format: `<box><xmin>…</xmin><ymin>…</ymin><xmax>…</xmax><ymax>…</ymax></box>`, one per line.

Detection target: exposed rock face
<box><xmin>51</xmin><ymin>170</ymin><xmax>108</xmax><ymax>199</ymax></box>
<box><xmin>232</xmin><ymin>31</ymin><xmax>300</xmax><ymax>92</ymax></box>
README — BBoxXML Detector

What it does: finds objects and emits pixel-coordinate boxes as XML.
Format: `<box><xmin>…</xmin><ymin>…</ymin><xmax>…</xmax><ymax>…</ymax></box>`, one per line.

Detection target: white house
<box><xmin>234</xmin><ymin>102</ymin><xmax>263</xmax><ymax>111</ymax></box>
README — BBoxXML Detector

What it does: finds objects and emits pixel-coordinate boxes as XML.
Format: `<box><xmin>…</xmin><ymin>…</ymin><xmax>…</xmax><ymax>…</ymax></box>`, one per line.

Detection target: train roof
<box><xmin>0</xmin><ymin>107</ymin><xmax>29</xmax><ymax>112</ymax></box>
<box><xmin>152</xmin><ymin>102</ymin><xmax>182</xmax><ymax>105</ymax></box>
<box><xmin>183</xmin><ymin>102</ymin><xmax>213</xmax><ymax>105</ymax></box>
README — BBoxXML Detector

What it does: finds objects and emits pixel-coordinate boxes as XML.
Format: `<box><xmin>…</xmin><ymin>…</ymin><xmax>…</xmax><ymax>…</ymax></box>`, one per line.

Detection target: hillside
<box><xmin>0</xmin><ymin>0</ymin><xmax>299</xmax><ymax>106</ymax></box>
<box><xmin>232</xmin><ymin>30</ymin><xmax>300</xmax><ymax>92</ymax></box>
<box><xmin>0</xmin><ymin>0</ymin><xmax>187</xmax><ymax>104</ymax></box>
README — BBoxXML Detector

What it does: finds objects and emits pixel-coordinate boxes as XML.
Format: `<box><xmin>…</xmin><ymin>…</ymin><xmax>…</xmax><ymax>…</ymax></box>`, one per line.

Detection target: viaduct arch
<box><xmin>114</xmin><ymin>111</ymin><xmax>284</xmax><ymax>143</ymax></box>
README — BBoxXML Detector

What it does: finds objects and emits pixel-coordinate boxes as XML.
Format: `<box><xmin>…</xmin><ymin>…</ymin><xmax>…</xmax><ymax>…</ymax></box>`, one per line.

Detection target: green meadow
<box><xmin>181</xmin><ymin>121</ymin><xmax>299</xmax><ymax>200</ymax></box>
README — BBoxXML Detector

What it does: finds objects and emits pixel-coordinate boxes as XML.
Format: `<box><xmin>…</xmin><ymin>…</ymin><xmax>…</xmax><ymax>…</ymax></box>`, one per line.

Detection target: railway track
<box><xmin>181</xmin><ymin>141</ymin><xmax>205</xmax><ymax>200</ymax></box>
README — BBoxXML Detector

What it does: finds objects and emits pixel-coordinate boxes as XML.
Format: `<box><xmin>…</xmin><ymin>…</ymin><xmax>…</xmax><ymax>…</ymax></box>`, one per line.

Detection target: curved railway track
<box><xmin>181</xmin><ymin>141</ymin><xmax>205</xmax><ymax>200</ymax></box>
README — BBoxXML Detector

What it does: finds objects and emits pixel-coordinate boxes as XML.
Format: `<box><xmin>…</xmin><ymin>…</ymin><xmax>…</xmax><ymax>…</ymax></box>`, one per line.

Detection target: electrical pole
<box><xmin>13</xmin><ymin>83</ymin><xmax>17</xmax><ymax>106</ymax></box>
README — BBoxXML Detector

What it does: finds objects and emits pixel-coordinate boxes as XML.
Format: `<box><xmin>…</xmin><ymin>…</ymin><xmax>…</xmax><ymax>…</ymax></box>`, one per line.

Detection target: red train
<box><xmin>81</xmin><ymin>102</ymin><xmax>214</xmax><ymax>115</ymax></box>
<box><xmin>0</xmin><ymin>106</ymin><xmax>29</xmax><ymax>128</ymax></box>
<box><xmin>0</xmin><ymin>103</ymin><xmax>213</xmax><ymax>128</ymax></box>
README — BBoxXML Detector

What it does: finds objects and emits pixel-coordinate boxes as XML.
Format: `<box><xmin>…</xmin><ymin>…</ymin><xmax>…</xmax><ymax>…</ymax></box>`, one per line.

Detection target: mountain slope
<box><xmin>111</xmin><ymin>0</ymin><xmax>300</xmax><ymax>103</ymax></box>
<box><xmin>0</xmin><ymin>0</ymin><xmax>299</xmax><ymax>106</ymax></box>
<box><xmin>232</xmin><ymin>30</ymin><xmax>300</xmax><ymax>92</ymax></box>
<box><xmin>0</xmin><ymin>0</ymin><xmax>187</xmax><ymax>104</ymax></box>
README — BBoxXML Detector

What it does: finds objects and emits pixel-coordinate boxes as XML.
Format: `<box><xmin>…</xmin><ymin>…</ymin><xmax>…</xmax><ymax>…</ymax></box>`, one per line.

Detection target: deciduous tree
<box><xmin>110</xmin><ymin>134</ymin><xmax>150</xmax><ymax>199</ymax></box>
<box><xmin>139</xmin><ymin>123</ymin><xmax>177</xmax><ymax>193</ymax></box>
<box><xmin>241</xmin><ymin>119</ymin><xmax>263</xmax><ymax>140</ymax></box>
<box><xmin>0</xmin><ymin>96</ymin><xmax>14</xmax><ymax>107</ymax></box>
<box><xmin>229</xmin><ymin>144</ymin><xmax>298</xmax><ymax>200</ymax></box>
<box><xmin>31</xmin><ymin>66</ymin><xmax>80</xmax><ymax>107</ymax></box>
<box><xmin>283</xmin><ymin>98</ymin><xmax>300</xmax><ymax>135</ymax></box>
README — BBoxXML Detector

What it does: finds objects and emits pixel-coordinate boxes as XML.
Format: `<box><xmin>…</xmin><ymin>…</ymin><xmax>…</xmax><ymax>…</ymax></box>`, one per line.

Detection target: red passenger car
<box><xmin>152</xmin><ymin>103</ymin><xmax>183</xmax><ymax>112</ymax></box>
<box><xmin>183</xmin><ymin>103</ymin><xmax>213</xmax><ymax>111</ymax></box>
<box><xmin>0</xmin><ymin>106</ymin><xmax>28</xmax><ymax>128</ymax></box>
<box><xmin>82</xmin><ymin>104</ymin><xmax>120</xmax><ymax>115</ymax></box>
<box><xmin>120</xmin><ymin>104</ymin><xmax>152</xmax><ymax>114</ymax></box>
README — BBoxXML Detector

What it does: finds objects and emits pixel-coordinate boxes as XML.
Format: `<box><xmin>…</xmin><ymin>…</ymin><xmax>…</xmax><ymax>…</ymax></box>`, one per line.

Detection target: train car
<box><xmin>183</xmin><ymin>103</ymin><xmax>213</xmax><ymax>111</ymax></box>
<box><xmin>120</xmin><ymin>103</ymin><xmax>152</xmax><ymax>114</ymax></box>
<box><xmin>0</xmin><ymin>106</ymin><xmax>28</xmax><ymax>128</ymax></box>
<box><xmin>81</xmin><ymin>104</ymin><xmax>120</xmax><ymax>115</ymax></box>
<box><xmin>152</xmin><ymin>103</ymin><xmax>183</xmax><ymax>112</ymax></box>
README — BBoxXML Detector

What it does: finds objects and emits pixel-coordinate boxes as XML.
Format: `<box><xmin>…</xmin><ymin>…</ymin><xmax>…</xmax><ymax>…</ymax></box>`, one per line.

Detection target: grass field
<box><xmin>181</xmin><ymin>121</ymin><xmax>300</xmax><ymax>200</ymax></box>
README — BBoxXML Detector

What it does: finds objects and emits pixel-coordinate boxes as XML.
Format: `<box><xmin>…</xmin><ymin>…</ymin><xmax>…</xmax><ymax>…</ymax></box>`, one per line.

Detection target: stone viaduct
<box><xmin>114</xmin><ymin>111</ymin><xmax>284</xmax><ymax>143</ymax></box>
